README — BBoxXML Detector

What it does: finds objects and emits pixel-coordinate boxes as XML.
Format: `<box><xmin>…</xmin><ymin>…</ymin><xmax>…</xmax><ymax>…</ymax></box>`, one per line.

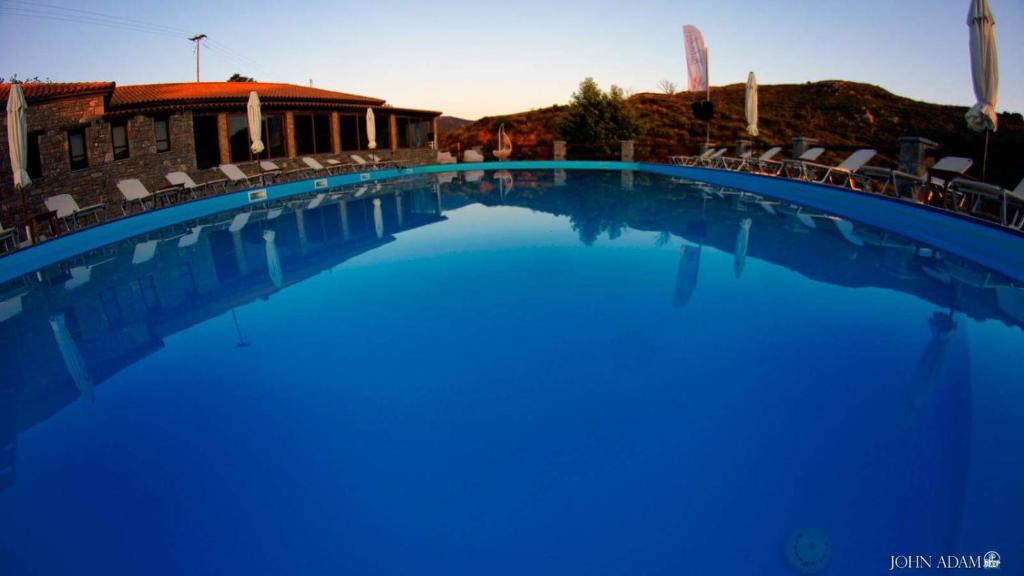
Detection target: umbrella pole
<box><xmin>18</xmin><ymin>186</ymin><xmax>30</xmax><ymax>245</ymax></box>
<box><xmin>982</xmin><ymin>129</ymin><xmax>989</xmax><ymax>182</ymax></box>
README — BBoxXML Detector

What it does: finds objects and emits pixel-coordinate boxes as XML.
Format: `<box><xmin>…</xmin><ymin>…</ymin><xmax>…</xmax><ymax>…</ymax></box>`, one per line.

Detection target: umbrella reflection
<box><xmin>373</xmin><ymin>198</ymin><xmax>384</xmax><ymax>238</ymax></box>
<box><xmin>49</xmin><ymin>312</ymin><xmax>94</xmax><ymax>401</ymax></box>
<box><xmin>734</xmin><ymin>218</ymin><xmax>751</xmax><ymax>278</ymax></box>
<box><xmin>263</xmin><ymin>230</ymin><xmax>283</xmax><ymax>289</ymax></box>
<box><xmin>673</xmin><ymin>243</ymin><xmax>701</xmax><ymax>308</ymax></box>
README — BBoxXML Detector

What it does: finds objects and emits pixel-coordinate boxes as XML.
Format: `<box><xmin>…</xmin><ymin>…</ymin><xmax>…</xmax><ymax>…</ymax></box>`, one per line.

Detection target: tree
<box><xmin>1</xmin><ymin>74</ymin><xmax>52</xmax><ymax>84</ymax></box>
<box><xmin>558</xmin><ymin>78</ymin><xmax>642</xmax><ymax>151</ymax></box>
<box><xmin>227</xmin><ymin>73</ymin><xmax>255</xmax><ymax>82</ymax></box>
<box><xmin>657</xmin><ymin>79</ymin><xmax>678</xmax><ymax>95</ymax></box>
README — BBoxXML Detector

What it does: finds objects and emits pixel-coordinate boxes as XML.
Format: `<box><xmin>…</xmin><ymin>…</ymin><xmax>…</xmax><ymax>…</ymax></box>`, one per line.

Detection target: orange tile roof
<box><xmin>109</xmin><ymin>82</ymin><xmax>386</xmax><ymax>108</ymax></box>
<box><xmin>0</xmin><ymin>82</ymin><xmax>115</xmax><ymax>104</ymax></box>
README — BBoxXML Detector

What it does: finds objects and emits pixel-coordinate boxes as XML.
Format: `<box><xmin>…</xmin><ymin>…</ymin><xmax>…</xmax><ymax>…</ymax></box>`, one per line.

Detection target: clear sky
<box><xmin>0</xmin><ymin>0</ymin><xmax>1020</xmax><ymax>119</ymax></box>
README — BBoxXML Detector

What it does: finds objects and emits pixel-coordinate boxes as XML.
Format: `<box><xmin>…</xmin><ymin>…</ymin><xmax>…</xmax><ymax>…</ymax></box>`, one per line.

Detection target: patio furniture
<box><xmin>117</xmin><ymin>179</ymin><xmax>182</xmax><ymax>214</ymax></box>
<box><xmin>437</xmin><ymin>151</ymin><xmax>457</xmax><ymax>164</ymax></box>
<box><xmin>218</xmin><ymin>164</ymin><xmax>260</xmax><ymax>188</ymax></box>
<box><xmin>730</xmin><ymin>146</ymin><xmax>783</xmax><ymax>172</ymax></box>
<box><xmin>463</xmin><ymin>149</ymin><xmax>485</xmax><ymax>163</ymax></box>
<box><xmin>301</xmin><ymin>157</ymin><xmax>333</xmax><ymax>175</ymax></box>
<box><xmin>259</xmin><ymin>160</ymin><xmax>283</xmax><ymax>183</ymax></box>
<box><xmin>325</xmin><ymin>158</ymin><xmax>359</xmax><ymax>173</ymax></box>
<box><xmin>669</xmin><ymin>148</ymin><xmax>713</xmax><ymax>166</ymax></box>
<box><xmin>166</xmin><ymin>171</ymin><xmax>228</xmax><ymax>199</ymax></box>
<box><xmin>369</xmin><ymin>153</ymin><xmax>401</xmax><ymax>168</ymax></box>
<box><xmin>797</xmin><ymin>149</ymin><xmax>877</xmax><ymax>188</ymax></box>
<box><xmin>0</xmin><ymin>224</ymin><xmax>17</xmax><ymax>253</ymax></box>
<box><xmin>44</xmin><ymin>194</ymin><xmax>106</xmax><ymax>230</ymax></box>
<box><xmin>777</xmin><ymin>147</ymin><xmax>828</xmax><ymax>178</ymax></box>
<box><xmin>950</xmin><ymin>176</ymin><xmax>1024</xmax><ymax>227</ymax></box>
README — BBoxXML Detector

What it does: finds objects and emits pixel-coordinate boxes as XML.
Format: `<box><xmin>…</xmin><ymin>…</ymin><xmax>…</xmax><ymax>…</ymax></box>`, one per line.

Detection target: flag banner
<box><xmin>683</xmin><ymin>25</ymin><xmax>707</xmax><ymax>92</ymax></box>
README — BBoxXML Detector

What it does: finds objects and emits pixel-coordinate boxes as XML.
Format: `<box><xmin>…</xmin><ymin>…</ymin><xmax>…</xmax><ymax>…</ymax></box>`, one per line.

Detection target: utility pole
<box><xmin>189</xmin><ymin>34</ymin><xmax>207</xmax><ymax>82</ymax></box>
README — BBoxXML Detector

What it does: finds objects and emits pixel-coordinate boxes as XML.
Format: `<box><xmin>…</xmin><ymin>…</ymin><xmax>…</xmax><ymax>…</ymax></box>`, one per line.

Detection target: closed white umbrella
<box><xmin>366</xmin><ymin>107</ymin><xmax>377</xmax><ymax>150</ymax></box>
<box><xmin>965</xmin><ymin>0</ymin><xmax>998</xmax><ymax>179</ymax></box>
<box><xmin>6</xmin><ymin>83</ymin><xmax>30</xmax><ymax>189</ymax></box>
<box><xmin>744</xmin><ymin>72</ymin><xmax>759</xmax><ymax>137</ymax></box>
<box><xmin>247</xmin><ymin>91</ymin><xmax>264</xmax><ymax>156</ymax></box>
<box><xmin>49</xmin><ymin>313</ymin><xmax>94</xmax><ymax>401</ymax></box>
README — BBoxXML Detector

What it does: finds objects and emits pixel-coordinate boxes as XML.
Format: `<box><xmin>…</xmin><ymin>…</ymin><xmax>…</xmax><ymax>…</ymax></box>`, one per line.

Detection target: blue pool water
<box><xmin>1</xmin><ymin>168</ymin><xmax>1022</xmax><ymax>575</ymax></box>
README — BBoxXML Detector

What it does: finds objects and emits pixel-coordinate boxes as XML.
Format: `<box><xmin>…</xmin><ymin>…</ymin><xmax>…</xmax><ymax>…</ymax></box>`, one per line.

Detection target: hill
<box><xmin>436</xmin><ymin>116</ymin><xmax>475</xmax><ymax>133</ymax></box>
<box><xmin>439</xmin><ymin>81</ymin><xmax>1024</xmax><ymax>188</ymax></box>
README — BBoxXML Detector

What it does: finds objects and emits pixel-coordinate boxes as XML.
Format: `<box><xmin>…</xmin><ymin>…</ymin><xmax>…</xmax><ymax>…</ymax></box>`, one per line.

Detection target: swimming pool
<box><xmin>1</xmin><ymin>164</ymin><xmax>1021</xmax><ymax>575</ymax></box>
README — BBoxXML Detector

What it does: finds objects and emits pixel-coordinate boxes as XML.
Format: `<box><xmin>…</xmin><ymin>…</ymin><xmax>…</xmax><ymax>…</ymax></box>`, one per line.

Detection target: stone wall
<box><xmin>0</xmin><ymin>93</ymin><xmax>437</xmax><ymax>239</ymax></box>
<box><xmin>0</xmin><ymin>94</ymin><xmax>196</xmax><ymax>228</ymax></box>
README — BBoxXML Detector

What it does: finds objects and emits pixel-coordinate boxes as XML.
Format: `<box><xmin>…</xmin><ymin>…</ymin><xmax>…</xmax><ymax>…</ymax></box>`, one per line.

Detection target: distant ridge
<box><xmin>440</xmin><ymin>80</ymin><xmax>1023</xmax><ymax>188</ymax></box>
<box><xmin>436</xmin><ymin>116</ymin><xmax>475</xmax><ymax>133</ymax></box>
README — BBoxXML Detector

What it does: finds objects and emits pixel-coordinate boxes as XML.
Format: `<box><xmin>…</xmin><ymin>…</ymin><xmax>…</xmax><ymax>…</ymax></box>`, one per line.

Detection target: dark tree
<box><xmin>227</xmin><ymin>73</ymin><xmax>256</xmax><ymax>82</ymax></box>
<box><xmin>557</xmin><ymin>78</ymin><xmax>642</xmax><ymax>150</ymax></box>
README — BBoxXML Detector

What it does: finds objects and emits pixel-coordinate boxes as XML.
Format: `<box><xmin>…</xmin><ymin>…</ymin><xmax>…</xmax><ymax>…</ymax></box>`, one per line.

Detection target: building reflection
<box><xmin>0</xmin><ymin>169</ymin><xmax>1018</xmax><ymax>496</ymax></box>
<box><xmin>0</xmin><ymin>176</ymin><xmax>446</xmax><ymax>491</ymax></box>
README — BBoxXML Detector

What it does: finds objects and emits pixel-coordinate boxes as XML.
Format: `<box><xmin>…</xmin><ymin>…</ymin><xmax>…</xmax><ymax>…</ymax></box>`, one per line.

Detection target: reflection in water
<box><xmin>372</xmin><ymin>197</ymin><xmax>384</xmax><ymax>239</ymax></box>
<box><xmin>263</xmin><ymin>230</ymin><xmax>283</xmax><ymax>289</ymax></box>
<box><xmin>734</xmin><ymin>218</ymin><xmax>751</xmax><ymax>278</ymax></box>
<box><xmin>673</xmin><ymin>244</ymin><xmax>701</xmax><ymax>308</ymax></box>
<box><xmin>49</xmin><ymin>312</ymin><xmax>94</xmax><ymax>401</ymax></box>
<box><xmin>0</xmin><ymin>170</ymin><xmax>1019</xmax><ymax>575</ymax></box>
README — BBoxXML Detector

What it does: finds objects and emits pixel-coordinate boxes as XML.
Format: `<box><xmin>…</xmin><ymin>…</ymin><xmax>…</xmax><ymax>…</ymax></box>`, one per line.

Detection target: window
<box><xmin>374</xmin><ymin>113</ymin><xmax>390</xmax><ymax>150</ymax></box>
<box><xmin>227</xmin><ymin>114</ymin><xmax>286</xmax><ymax>163</ymax></box>
<box><xmin>340</xmin><ymin>114</ymin><xmax>359</xmax><ymax>150</ymax></box>
<box><xmin>193</xmin><ymin>115</ymin><xmax>220</xmax><ymax>169</ymax></box>
<box><xmin>67</xmin><ymin>128</ymin><xmax>87</xmax><ymax>171</ymax></box>
<box><xmin>264</xmin><ymin>114</ymin><xmax>285</xmax><ymax>158</ymax></box>
<box><xmin>153</xmin><ymin>115</ymin><xmax>170</xmax><ymax>152</ymax></box>
<box><xmin>395</xmin><ymin>117</ymin><xmax>409</xmax><ymax>148</ymax></box>
<box><xmin>27</xmin><ymin>130</ymin><xmax>43</xmax><ymax>179</ymax></box>
<box><xmin>294</xmin><ymin>113</ymin><xmax>331</xmax><ymax>155</ymax></box>
<box><xmin>228</xmin><ymin>114</ymin><xmax>249</xmax><ymax>163</ymax></box>
<box><xmin>111</xmin><ymin>118</ymin><xmax>129</xmax><ymax>160</ymax></box>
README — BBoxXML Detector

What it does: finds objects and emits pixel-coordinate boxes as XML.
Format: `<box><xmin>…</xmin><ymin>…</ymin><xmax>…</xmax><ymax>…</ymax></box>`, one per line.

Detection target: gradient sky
<box><xmin>0</xmin><ymin>0</ymin><xmax>1020</xmax><ymax>119</ymax></box>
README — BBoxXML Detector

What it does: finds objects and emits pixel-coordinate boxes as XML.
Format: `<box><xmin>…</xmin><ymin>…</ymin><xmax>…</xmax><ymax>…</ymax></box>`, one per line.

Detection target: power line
<box><xmin>0</xmin><ymin>1</ymin><xmax>265</xmax><ymax>76</ymax></box>
<box><xmin>1</xmin><ymin>0</ymin><xmax>191</xmax><ymax>35</ymax></box>
<box><xmin>0</xmin><ymin>7</ymin><xmax>186</xmax><ymax>39</ymax></box>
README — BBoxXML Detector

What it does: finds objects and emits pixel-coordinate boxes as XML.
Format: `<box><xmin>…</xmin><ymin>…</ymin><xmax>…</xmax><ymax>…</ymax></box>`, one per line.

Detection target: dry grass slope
<box><xmin>440</xmin><ymin>81</ymin><xmax>1023</xmax><ymax>188</ymax></box>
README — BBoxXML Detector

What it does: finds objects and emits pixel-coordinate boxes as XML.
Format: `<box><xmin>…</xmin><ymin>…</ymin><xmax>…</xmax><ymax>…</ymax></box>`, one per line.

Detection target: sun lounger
<box><xmin>775</xmin><ymin>147</ymin><xmax>827</xmax><ymax>178</ymax></box>
<box><xmin>719</xmin><ymin>147</ymin><xmax>784</xmax><ymax>172</ymax></box>
<box><xmin>369</xmin><ymin>153</ymin><xmax>401</xmax><ymax>168</ymax></box>
<box><xmin>0</xmin><ymin>224</ymin><xmax>18</xmax><ymax>253</ymax></box>
<box><xmin>858</xmin><ymin>156</ymin><xmax>973</xmax><ymax>202</ymax></box>
<box><xmin>166</xmin><ymin>171</ymin><xmax>227</xmax><ymax>199</ymax></box>
<box><xmin>259</xmin><ymin>160</ymin><xmax>283</xmax><ymax>183</ymax></box>
<box><xmin>349</xmin><ymin>154</ymin><xmax>385</xmax><ymax>170</ymax></box>
<box><xmin>299</xmin><ymin>157</ymin><xmax>334</xmax><ymax>175</ymax></box>
<box><xmin>218</xmin><ymin>164</ymin><xmax>260</xmax><ymax>188</ymax></box>
<box><xmin>951</xmin><ymin>176</ymin><xmax>1024</xmax><ymax>227</ymax></box>
<box><xmin>437</xmin><ymin>151</ymin><xmax>457</xmax><ymax>165</ymax></box>
<box><xmin>117</xmin><ymin>179</ymin><xmax>181</xmax><ymax>214</ymax></box>
<box><xmin>325</xmin><ymin>158</ymin><xmax>358</xmax><ymax>173</ymax></box>
<box><xmin>44</xmin><ymin>194</ymin><xmax>106</xmax><ymax>230</ymax></box>
<box><xmin>463</xmin><ymin>150</ymin><xmax>485</xmax><ymax>163</ymax></box>
<box><xmin>798</xmin><ymin>149</ymin><xmax>877</xmax><ymax>188</ymax></box>
<box><xmin>669</xmin><ymin>148</ymin><xmax>714</xmax><ymax>166</ymax></box>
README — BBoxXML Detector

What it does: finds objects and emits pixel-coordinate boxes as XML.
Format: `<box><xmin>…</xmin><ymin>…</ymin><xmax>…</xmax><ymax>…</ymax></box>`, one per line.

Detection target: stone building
<box><xmin>0</xmin><ymin>81</ymin><xmax>440</xmax><ymax>234</ymax></box>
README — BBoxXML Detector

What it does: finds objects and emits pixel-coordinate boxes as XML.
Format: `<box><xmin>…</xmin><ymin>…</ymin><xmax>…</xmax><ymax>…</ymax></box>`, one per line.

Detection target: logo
<box><xmin>888</xmin><ymin>551</ymin><xmax>1001</xmax><ymax>571</ymax></box>
<box><xmin>314</xmin><ymin>178</ymin><xmax>328</xmax><ymax>188</ymax></box>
